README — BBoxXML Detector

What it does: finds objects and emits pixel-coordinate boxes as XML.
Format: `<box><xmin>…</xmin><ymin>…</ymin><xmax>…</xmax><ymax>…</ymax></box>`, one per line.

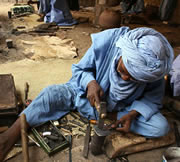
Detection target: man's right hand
<box><xmin>87</xmin><ymin>80</ymin><xmax>104</xmax><ymax>108</ymax></box>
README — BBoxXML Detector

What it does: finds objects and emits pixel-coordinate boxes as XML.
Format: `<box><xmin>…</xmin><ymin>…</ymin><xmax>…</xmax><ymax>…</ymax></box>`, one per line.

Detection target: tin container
<box><xmin>31</xmin><ymin>120</ymin><xmax>69</xmax><ymax>155</ymax></box>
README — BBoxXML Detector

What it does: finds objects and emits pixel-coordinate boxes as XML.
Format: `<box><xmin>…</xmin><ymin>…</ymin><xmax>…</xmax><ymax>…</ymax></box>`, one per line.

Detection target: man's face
<box><xmin>117</xmin><ymin>56</ymin><xmax>136</xmax><ymax>81</ymax></box>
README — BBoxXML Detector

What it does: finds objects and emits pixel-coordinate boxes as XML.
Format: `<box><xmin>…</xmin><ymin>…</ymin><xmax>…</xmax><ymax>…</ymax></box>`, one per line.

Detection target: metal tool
<box><xmin>83</xmin><ymin>123</ymin><xmax>91</xmax><ymax>158</ymax></box>
<box><xmin>90</xmin><ymin>101</ymin><xmax>111</xmax><ymax>155</ymax></box>
<box><xmin>68</xmin><ymin>135</ymin><xmax>72</xmax><ymax>162</ymax></box>
<box><xmin>20</xmin><ymin>114</ymin><xmax>29</xmax><ymax>162</ymax></box>
<box><xmin>24</xmin><ymin>82</ymin><xmax>29</xmax><ymax>101</ymax></box>
<box><xmin>69</xmin><ymin>120</ymin><xmax>84</xmax><ymax>128</ymax></box>
<box><xmin>28</xmin><ymin>135</ymin><xmax>40</xmax><ymax>147</ymax></box>
<box><xmin>70</xmin><ymin>112</ymin><xmax>89</xmax><ymax>124</ymax></box>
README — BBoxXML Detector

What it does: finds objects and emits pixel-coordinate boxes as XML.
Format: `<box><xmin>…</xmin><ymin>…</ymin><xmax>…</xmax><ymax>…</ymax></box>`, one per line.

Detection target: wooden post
<box><xmin>20</xmin><ymin>114</ymin><xmax>29</xmax><ymax>162</ymax></box>
<box><xmin>94</xmin><ymin>0</ymin><xmax>107</xmax><ymax>26</ymax></box>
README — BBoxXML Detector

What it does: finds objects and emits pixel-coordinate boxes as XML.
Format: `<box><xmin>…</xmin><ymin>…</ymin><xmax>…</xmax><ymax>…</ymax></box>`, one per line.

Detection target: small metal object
<box><xmin>83</xmin><ymin>123</ymin><xmax>91</xmax><ymax>158</ymax></box>
<box><xmin>14</xmin><ymin>142</ymin><xmax>35</xmax><ymax>147</ymax></box>
<box><xmin>46</xmin><ymin>135</ymin><xmax>59</xmax><ymax>140</ymax></box>
<box><xmin>28</xmin><ymin>135</ymin><xmax>40</xmax><ymax>147</ymax></box>
<box><xmin>42</xmin><ymin>131</ymin><xmax>51</xmax><ymax>136</ymax></box>
<box><xmin>118</xmin><ymin>156</ymin><xmax>129</xmax><ymax>162</ymax></box>
<box><xmin>79</xmin><ymin>116</ymin><xmax>89</xmax><ymax>124</ymax></box>
<box><xmin>96</xmin><ymin>102</ymin><xmax>107</xmax><ymax>129</ymax></box>
<box><xmin>6</xmin><ymin>39</ymin><xmax>13</xmax><ymax>48</ymax></box>
<box><xmin>69</xmin><ymin>112</ymin><xmax>78</xmax><ymax>119</ymax></box>
<box><xmin>68</xmin><ymin>135</ymin><xmax>72</xmax><ymax>162</ymax></box>
<box><xmin>79</xmin><ymin>127</ymin><xmax>86</xmax><ymax>133</ymax></box>
<box><xmin>70</xmin><ymin>112</ymin><xmax>89</xmax><ymax>124</ymax></box>
<box><xmin>8</xmin><ymin>11</ymin><xmax>12</xmax><ymax>19</ymax></box>
<box><xmin>69</xmin><ymin>120</ymin><xmax>84</xmax><ymax>128</ymax></box>
<box><xmin>53</xmin><ymin>121</ymin><xmax>60</xmax><ymax>127</ymax></box>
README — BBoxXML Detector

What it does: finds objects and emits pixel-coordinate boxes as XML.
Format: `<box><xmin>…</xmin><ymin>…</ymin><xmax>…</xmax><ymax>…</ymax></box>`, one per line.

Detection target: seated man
<box><xmin>0</xmin><ymin>26</ymin><xmax>174</xmax><ymax>161</ymax></box>
<box><xmin>38</xmin><ymin>0</ymin><xmax>77</xmax><ymax>25</ymax></box>
<box><xmin>120</xmin><ymin>0</ymin><xmax>144</xmax><ymax>14</ymax></box>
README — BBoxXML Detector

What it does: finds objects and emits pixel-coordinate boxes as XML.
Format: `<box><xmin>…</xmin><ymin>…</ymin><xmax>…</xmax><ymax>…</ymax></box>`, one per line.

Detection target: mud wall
<box><xmin>79</xmin><ymin>0</ymin><xmax>95</xmax><ymax>7</ymax></box>
<box><xmin>170</xmin><ymin>0</ymin><xmax>180</xmax><ymax>24</ymax></box>
<box><xmin>0</xmin><ymin>0</ymin><xmax>162</xmax><ymax>7</ymax></box>
<box><xmin>144</xmin><ymin>0</ymin><xmax>161</xmax><ymax>7</ymax></box>
<box><xmin>0</xmin><ymin>0</ymin><xmax>28</xmax><ymax>2</ymax></box>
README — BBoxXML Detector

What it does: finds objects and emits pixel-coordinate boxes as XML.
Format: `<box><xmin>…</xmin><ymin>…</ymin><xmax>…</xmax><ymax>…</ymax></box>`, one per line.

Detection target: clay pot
<box><xmin>98</xmin><ymin>9</ymin><xmax>121</xmax><ymax>29</ymax></box>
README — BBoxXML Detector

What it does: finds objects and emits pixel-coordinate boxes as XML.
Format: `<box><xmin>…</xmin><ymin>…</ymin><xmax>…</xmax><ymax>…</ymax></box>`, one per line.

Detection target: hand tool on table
<box><xmin>83</xmin><ymin>122</ymin><xmax>92</xmax><ymax>158</ymax></box>
<box><xmin>20</xmin><ymin>113</ymin><xmax>29</xmax><ymax>162</ymax></box>
<box><xmin>69</xmin><ymin>112</ymin><xmax>89</xmax><ymax>124</ymax></box>
<box><xmin>90</xmin><ymin>101</ymin><xmax>111</xmax><ymax>155</ymax></box>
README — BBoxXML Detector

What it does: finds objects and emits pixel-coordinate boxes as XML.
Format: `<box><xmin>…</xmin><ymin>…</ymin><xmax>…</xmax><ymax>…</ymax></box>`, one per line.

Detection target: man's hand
<box><xmin>87</xmin><ymin>80</ymin><xmax>104</xmax><ymax>108</ymax></box>
<box><xmin>111</xmin><ymin>110</ymin><xmax>139</xmax><ymax>133</ymax></box>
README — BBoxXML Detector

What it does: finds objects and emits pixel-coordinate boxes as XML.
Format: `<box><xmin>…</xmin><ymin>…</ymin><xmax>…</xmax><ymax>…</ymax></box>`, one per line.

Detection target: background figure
<box><xmin>38</xmin><ymin>0</ymin><xmax>51</xmax><ymax>21</ymax></box>
<box><xmin>39</xmin><ymin>0</ymin><xmax>77</xmax><ymax>25</ymax></box>
<box><xmin>38</xmin><ymin>0</ymin><xmax>51</xmax><ymax>15</ymax></box>
<box><xmin>67</xmin><ymin>0</ymin><xmax>79</xmax><ymax>11</ymax></box>
<box><xmin>120</xmin><ymin>0</ymin><xmax>144</xmax><ymax>14</ymax></box>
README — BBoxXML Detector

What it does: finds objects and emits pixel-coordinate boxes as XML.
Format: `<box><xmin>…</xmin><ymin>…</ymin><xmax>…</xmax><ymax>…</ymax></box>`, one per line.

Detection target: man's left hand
<box><xmin>111</xmin><ymin>110</ymin><xmax>139</xmax><ymax>133</ymax></box>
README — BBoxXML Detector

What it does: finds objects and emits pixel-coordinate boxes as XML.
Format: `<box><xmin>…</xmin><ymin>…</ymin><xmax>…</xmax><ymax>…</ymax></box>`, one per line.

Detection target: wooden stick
<box><xmin>20</xmin><ymin>114</ymin><xmax>29</xmax><ymax>162</ymax></box>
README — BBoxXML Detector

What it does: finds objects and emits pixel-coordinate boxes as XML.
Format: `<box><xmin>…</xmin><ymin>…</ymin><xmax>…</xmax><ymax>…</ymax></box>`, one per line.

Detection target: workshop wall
<box><xmin>144</xmin><ymin>0</ymin><xmax>161</xmax><ymax>6</ymax></box>
<box><xmin>170</xmin><ymin>0</ymin><xmax>180</xmax><ymax>24</ymax></box>
<box><xmin>0</xmin><ymin>0</ymin><xmax>28</xmax><ymax>2</ymax></box>
<box><xmin>79</xmin><ymin>0</ymin><xmax>95</xmax><ymax>7</ymax></box>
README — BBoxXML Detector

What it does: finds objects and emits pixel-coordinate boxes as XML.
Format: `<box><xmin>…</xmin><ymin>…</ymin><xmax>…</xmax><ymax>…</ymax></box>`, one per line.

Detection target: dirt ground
<box><xmin>0</xmin><ymin>2</ymin><xmax>180</xmax><ymax>162</ymax></box>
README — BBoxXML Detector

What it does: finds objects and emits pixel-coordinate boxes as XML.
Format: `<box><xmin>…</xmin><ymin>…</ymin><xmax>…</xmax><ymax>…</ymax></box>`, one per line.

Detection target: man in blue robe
<box><xmin>0</xmin><ymin>27</ymin><xmax>174</xmax><ymax>161</ymax></box>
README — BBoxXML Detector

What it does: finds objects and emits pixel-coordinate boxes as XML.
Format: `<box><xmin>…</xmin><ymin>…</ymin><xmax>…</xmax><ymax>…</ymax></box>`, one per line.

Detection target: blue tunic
<box><xmin>23</xmin><ymin>27</ymin><xmax>169</xmax><ymax>137</ymax></box>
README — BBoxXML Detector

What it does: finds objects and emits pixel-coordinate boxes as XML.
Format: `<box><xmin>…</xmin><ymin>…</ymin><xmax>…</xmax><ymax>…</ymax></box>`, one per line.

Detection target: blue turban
<box><xmin>116</xmin><ymin>27</ymin><xmax>174</xmax><ymax>82</ymax></box>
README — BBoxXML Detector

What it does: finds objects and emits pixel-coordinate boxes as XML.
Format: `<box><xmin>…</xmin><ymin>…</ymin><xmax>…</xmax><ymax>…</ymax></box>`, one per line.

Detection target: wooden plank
<box><xmin>104</xmin><ymin>130</ymin><xmax>175</xmax><ymax>159</ymax></box>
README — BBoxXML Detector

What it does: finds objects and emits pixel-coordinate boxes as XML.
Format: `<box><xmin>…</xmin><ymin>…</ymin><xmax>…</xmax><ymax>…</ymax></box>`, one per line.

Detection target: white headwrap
<box><xmin>116</xmin><ymin>27</ymin><xmax>174</xmax><ymax>82</ymax></box>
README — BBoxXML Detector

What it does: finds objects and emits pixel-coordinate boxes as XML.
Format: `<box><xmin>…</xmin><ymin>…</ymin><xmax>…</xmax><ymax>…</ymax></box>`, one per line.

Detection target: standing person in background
<box><xmin>37</xmin><ymin>0</ymin><xmax>51</xmax><ymax>22</ymax></box>
<box><xmin>67</xmin><ymin>0</ymin><xmax>79</xmax><ymax>11</ymax></box>
<box><xmin>120</xmin><ymin>0</ymin><xmax>144</xmax><ymax>14</ymax></box>
<box><xmin>38</xmin><ymin>0</ymin><xmax>77</xmax><ymax>25</ymax></box>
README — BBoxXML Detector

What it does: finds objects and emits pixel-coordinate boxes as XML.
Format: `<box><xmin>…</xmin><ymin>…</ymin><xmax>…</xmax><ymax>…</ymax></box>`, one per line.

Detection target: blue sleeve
<box><xmin>71</xmin><ymin>45</ymin><xmax>96</xmax><ymax>92</ymax></box>
<box><xmin>70</xmin><ymin>27</ymin><xmax>130</xmax><ymax>94</ymax></box>
<box><xmin>128</xmin><ymin>79</ymin><xmax>165</xmax><ymax>121</ymax></box>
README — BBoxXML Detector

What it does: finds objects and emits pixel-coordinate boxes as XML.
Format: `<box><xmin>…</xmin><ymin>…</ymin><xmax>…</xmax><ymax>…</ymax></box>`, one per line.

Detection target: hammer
<box><xmin>20</xmin><ymin>114</ymin><xmax>29</xmax><ymax>162</ymax></box>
